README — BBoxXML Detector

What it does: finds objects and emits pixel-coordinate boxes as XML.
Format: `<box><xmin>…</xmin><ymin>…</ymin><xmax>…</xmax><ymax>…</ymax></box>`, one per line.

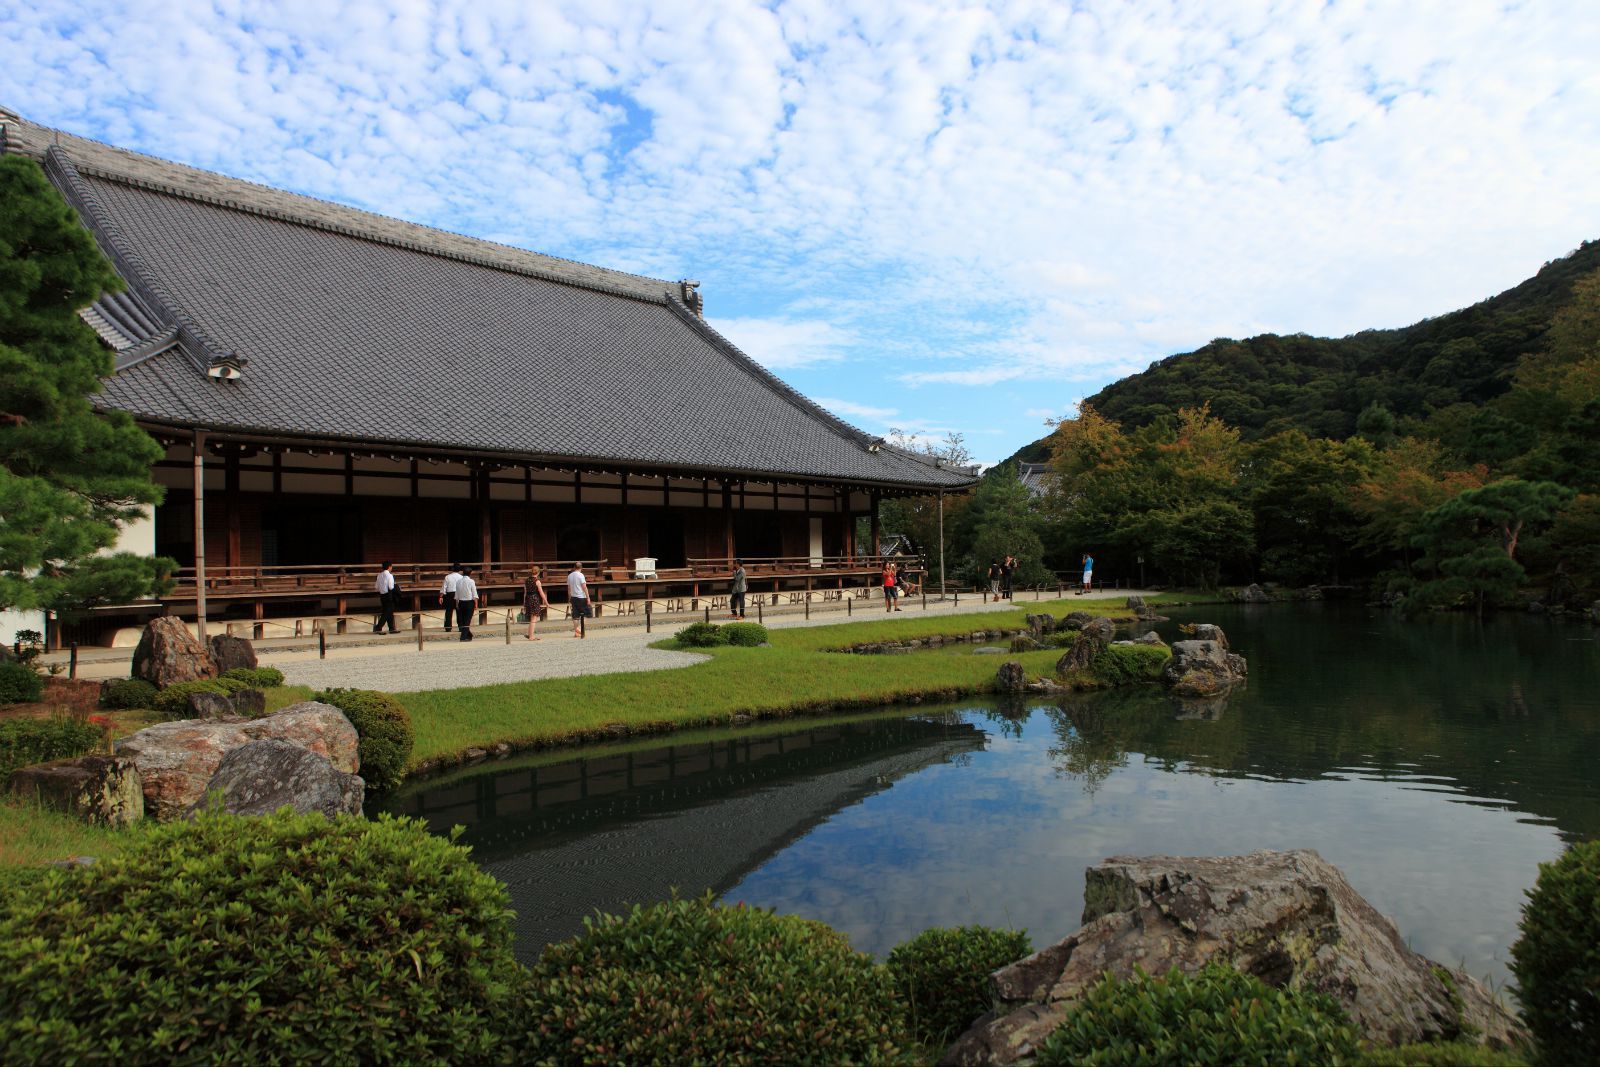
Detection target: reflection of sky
<box><xmin>723</xmin><ymin>709</ymin><xmax>1564</xmax><ymax>990</ymax></box>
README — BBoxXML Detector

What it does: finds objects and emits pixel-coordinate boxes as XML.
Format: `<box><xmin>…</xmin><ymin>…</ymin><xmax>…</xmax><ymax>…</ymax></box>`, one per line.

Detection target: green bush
<box><xmin>98</xmin><ymin>678</ymin><xmax>158</xmax><ymax>710</ymax></box>
<box><xmin>0</xmin><ymin>661</ymin><xmax>44</xmax><ymax>705</ymax></box>
<box><xmin>0</xmin><ymin>811</ymin><xmax>524</xmax><ymax>1065</ymax></box>
<box><xmin>222</xmin><ymin>665</ymin><xmax>285</xmax><ymax>688</ymax></box>
<box><xmin>721</xmin><ymin>621</ymin><xmax>770</xmax><ymax>646</ymax></box>
<box><xmin>0</xmin><ymin>716</ymin><xmax>102</xmax><ymax>782</ymax></box>
<box><xmin>674</xmin><ymin>620</ymin><xmax>727</xmax><ymax>647</ymax></box>
<box><xmin>1359</xmin><ymin>1040</ymin><xmax>1528</xmax><ymax>1065</ymax></box>
<box><xmin>519</xmin><ymin>893</ymin><xmax>908</xmax><ymax>1065</ymax></box>
<box><xmin>312</xmin><ymin>688</ymin><xmax>414</xmax><ymax>791</ymax></box>
<box><xmin>1035</xmin><ymin>963</ymin><xmax>1360</xmax><ymax>1067</ymax></box>
<box><xmin>150</xmin><ymin>678</ymin><xmax>232</xmax><ymax>717</ymax></box>
<box><xmin>1087</xmin><ymin>643</ymin><xmax>1170</xmax><ymax>685</ymax></box>
<box><xmin>886</xmin><ymin>925</ymin><xmax>1032</xmax><ymax>1049</ymax></box>
<box><xmin>1511</xmin><ymin>839</ymin><xmax>1600</xmax><ymax>1063</ymax></box>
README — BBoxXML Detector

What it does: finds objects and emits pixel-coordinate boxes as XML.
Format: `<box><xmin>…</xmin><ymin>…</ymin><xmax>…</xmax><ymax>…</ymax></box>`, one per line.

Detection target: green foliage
<box><xmin>97</xmin><ymin>677</ymin><xmax>157</xmax><ymax>710</ymax></box>
<box><xmin>674</xmin><ymin>620</ymin><xmax>728</xmax><ymax>647</ymax></box>
<box><xmin>150</xmin><ymin>678</ymin><xmax>232</xmax><ymax>717</ymax></box>
<box><xmin>312</xmin><ymin>688</ymin><xmax>414</xmax><ymax>790</ymax></box>
<box><xmin>1510</xmin><ymin>839</ymin><xmax>1600</xmax><ymax>1063</ymax></box>
<box><xmin>0</xmin><ymin>810</ymin><xmax>523</xmax><ymax>1064</ymax></box>
<box><xmin>721</xmin><ymin>621</ymin><xmax>770</xmax><ymax>646</ymax></box>
<box><xmin>519</xmin><ymin>892</ymin><xmax>908</xmax><ymax>1065</ymax></box>
<box><xmin>0</xmin><ymin>155</ymin><xmax>172</xmax><ymax>616</ymax></box>
<box><xmin>1410</xmin><ymin>479</ymin><xmax>1575</xmax><ymax>616</ymax></box>
<box><xmin>1360</xmin><ymin>1041</ymin><xmax>1527</xmax><ymax>1065</ymax></box>
<box><xmin>1036</xmin><ymin>962</ymin><xmax>1361</xmax><ymax>1066</ymax></box>
<box><xmin>0</xmin><ymin>715</ymin><xmax>102</xmax><ymax>782</ymax></box>
<box><xmin>951</xmin><ymin>462</ymin><xmax>1053</xmax><ymax>586</ymax></box>
<box><xmin>1088</xmin><ymin>643</ymin><xmax>1171</xmax><ymax>685</ymax></box>
<box><xmin>886</xmin><ymin>925</ymin><xmax>1032</xmax><ymax>1049</ymax></box>
<box><xmin>0</xmin><ymin>660</ymin><xmax>44</xmax><ymax>704</ymax></box>
<box><xmin>222</xmin><ymin>665</ymin><xmax>285</xmax><ymax>688</ymax></box>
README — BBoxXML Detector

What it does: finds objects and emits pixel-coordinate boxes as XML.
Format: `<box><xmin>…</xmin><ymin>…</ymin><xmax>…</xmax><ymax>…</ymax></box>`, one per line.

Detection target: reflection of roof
<box><xmin>0</xmin><ymin>111</ymin><xmax>975</xmax><ymax>491</ymax></box>
<box><xmin>383</xmin><ymin>717</ymin><xmax>983</xmax><ymax>957</ymax></box>
<box><xmin>1018</xmin><ymin>462</ymin><xmax>1052</xmax><ymax>497</ymax></box>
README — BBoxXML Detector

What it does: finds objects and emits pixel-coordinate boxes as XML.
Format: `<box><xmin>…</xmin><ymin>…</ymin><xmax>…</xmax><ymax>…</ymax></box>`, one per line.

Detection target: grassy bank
<box><xmin>400</xmin><ymin>599</ymin><xmax>1136</xmax><ymax>769</ymax></box>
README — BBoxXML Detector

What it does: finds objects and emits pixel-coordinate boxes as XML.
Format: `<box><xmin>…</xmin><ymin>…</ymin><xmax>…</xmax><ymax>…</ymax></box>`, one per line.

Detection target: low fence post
<box><xmin>847</xmin><ymin>595</ymin><xmax>852</xmax><ymax>617</ymax></box>
<box><xmin>805</xmin><ymin>594</ymin><xmax>810</xmax><ymax>620</ymax></box>
<box><xmin>580</xmin><ymin>613</ymin><xmax>586</xmax><ymax>638</ymax></box>
<box><xmin>705</xmin><ymin>606</ymin><xmax>711</xmax><ymax>625</ymax></box>
<box><xmin>69</xmin><ymin>642</ymin><xmax>78</xmax><ymax>680</ymax></box>
<box><xmin>922</xmin><ymin>588</ymin><xmax>927</xmax><ymax>610</ymax></box>
<box><xmin>318</xmin><ymin>629</ymin><xmax>326</xmax><ymax>659</ymax></box>
<box><xmin>645</xmin><ymin>600</ymin><xmax>652</xmax><ymax>634</ymax></box>
<box><xmin>505</xmin><ymin>614</ymin><xmax>511</xmax><ymax>644</ymax></box>
<box><xmin>757</xmin><ymin>600</ymin><xmax>763</xmax><ymax>624</ymax></box>
<box><xmin>416</xmin><ymin>616</ymin><xmax>424</xmax><ymax>652</ymax></box>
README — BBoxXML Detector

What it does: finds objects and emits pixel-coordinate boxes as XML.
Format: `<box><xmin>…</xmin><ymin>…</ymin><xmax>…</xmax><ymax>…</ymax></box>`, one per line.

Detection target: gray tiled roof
<box><xmin>1</xmin><ymin>111</ymin><xmax>973</xmax><ymax>490</ymax></box>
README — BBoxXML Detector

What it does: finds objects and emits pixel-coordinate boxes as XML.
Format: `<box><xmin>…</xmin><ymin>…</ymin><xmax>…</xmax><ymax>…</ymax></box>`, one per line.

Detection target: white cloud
<box><xmin>712</xmin><ymin>316</ymin><xmax>853</xmax><ymax>369</ymax></box>
<box><xmin>813</xmin><ymin>398</ymin><xmax>899</xmax><ymax>422</ymax></box>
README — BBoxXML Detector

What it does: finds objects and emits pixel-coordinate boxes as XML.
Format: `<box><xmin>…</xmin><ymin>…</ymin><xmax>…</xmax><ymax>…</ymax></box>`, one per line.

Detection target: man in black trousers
<box><xmin>373</xmin><ymin>561</ymin><xmax>399</xmax><ymax>634</ymax></box>
<box><xmin>454</xmin><ymin>565</ymin><xmax>479</xmax><ymax>641</ymax></box>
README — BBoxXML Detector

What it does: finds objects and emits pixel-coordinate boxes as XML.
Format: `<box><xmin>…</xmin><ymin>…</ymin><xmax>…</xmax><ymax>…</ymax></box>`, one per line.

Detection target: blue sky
<box><xmin>4</xmin><ymin>0</ymin><xmax>1598</xmax><ymax>465</ymax></box>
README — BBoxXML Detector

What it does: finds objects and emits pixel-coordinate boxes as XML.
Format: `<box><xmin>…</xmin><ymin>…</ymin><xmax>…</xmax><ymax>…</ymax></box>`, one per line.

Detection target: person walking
<box><xmin>523</xmin><ymin>568</ymin><xmax>549</xmax><ymax>640</ymax></box>
<box><xmin>1080</xmin><ymin>553</ymin><xmax>1094</xmax><ymax>595</ymax></box>
<box><xmin>987</xmin><ymin>560</ymin><xmax>1002</xmax><ymax>597</ymax></box>
<box><xmin>372</xmin><ymin>561</ymin><xmax>399</xmax><ymax>634</ymax></box>
<box><xmin>729</xmin><ymin>558</ymin><xmax>747</xmax><ymax>620</ymax></box>
<box><xmin>566</xmin><ymin>562</ymin><xmax>591</xmax><ymax>637</ymax></box>
<box><xmin>438</xmin><ymin>563</ymin><xmax>463</xmax><ymax>633</ymax></box>
<box><xmin>454</xmin><ymin>565</ymin><xmax>479</xmax><ymax>641</ymax></box>
<box><xmin>881</xmin><ymin>560</ymin><xmax>897</xmax><ymax>612</ymax></box>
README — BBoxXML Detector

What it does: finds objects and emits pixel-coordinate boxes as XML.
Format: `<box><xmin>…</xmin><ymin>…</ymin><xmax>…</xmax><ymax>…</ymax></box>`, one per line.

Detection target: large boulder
<box><xmin>185</xmin><ymin>687</ymin><xmax>266</xmax><ymax>720</ymax></box>
<box><xmin>207</xmin><ymin>634</ymin><xmax>258</xmax><ymax>674</ymax></box>
<box><xmin>188</xmin><ymin>739</ymin><xmax>363</xmax><ymax>819</ymax></box>
<box><xmin>1235</xmin><ymin>582</ymin><xmax>1273</xmax><ymax>603</ymax></box>
<box><xmin>131</xmin><ymin>616</ymin><xmax>216</xmax><ymax>688</ymax></box>
<box><xmin>114</xmin><ymin>701</ymin><xmax>359</xmax><ymax>821</ymax></box>
<box><xmin>942</xmin><ymin>850</ymin><xmax>1523</xmax><ymax>1064</ymax></box>
<box><xmin>7</xmin><ymin>755</ymin><xmax>144</xmax><ymax>827</ymax></box>
<box><xmin>1055</xmin><ymin>618</ymin><xmax>1115</xmax><ymax>673</ymax></box>
<box><xmin>1061</xmin><ymin>611</ymin><xmax>1095</xmax><ymax>630</ymax></box>
<box><xmin>1024</xmin><ymin>614</ymin><xmax>1056</xmax><ymax>636</ymax></box>
<box><xmin>994</xmin><ymin>661</ymin><xmax>1027</xmax><ymax>693</ymax></box>
<box><xmin>1160</xmin><ymin>624</ymin><xmax>1247</xmax><ymax>698</ymax></box>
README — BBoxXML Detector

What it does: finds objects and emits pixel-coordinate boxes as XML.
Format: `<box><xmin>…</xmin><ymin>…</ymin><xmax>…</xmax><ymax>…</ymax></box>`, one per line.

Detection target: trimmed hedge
<box><xmin>1086</xmin><ymin>643</ymin><xmax>1170</xmax><ymax>685</ymax></box>
<box><xmin>150</xmin><ymin>678</ymin><xmax>234</xmax><ymax>717</ymax></box>
<box><xmin>0</xmin><ymin>661</ymin><xmax>44</xmax><ymax>705</ymax></box>
<box><xmin>1036</xmin><ymin>963</ymin><xmax>1360</xmax><ymax>1066</ymax></box>
<box><xmin>0</xmin><ymin>811</ymin><xmax>524</xmax><ymax>1064</ymax></box>
<box><xmin>1511</xmin><ymin>839</ymin><xmax>1600</xmax><ymax>1063</ymax></box>
<box><xmin>722</xmin><ymin>621</ymin><xmax>770</xmax><ymax>646</ymax></box>
<box><xmin>518</xmin><ymin>893</ymin><xmax>909</xmax><ymax>1064</ymax></box>
<box><xmin>0</xmin><ymin>716</ymin><xmax>102</xmax><ymax>782</ymax></box>
<box><xmin>313</xmin><ymin>688</ymin><xmax>414</xmax><ymax>791</ymax></box>
<box><xmin>886</xmin><ymin>925</ymin><xmax>1032</xmax><ymax>1049</ymax></box>
<box><xmin>98</xmin><ymin>678</ymin><xmax>158</xmax><ymax>710</ymax></box>
<box><xmin>222</xmin><ymin>665</ymin><xmax>285</xmax><ymax>688</ymax></box>
<box><xmin>674</xmin><ymin>621</ymin><xmax>727</xmax><ymax>647</ymax></box>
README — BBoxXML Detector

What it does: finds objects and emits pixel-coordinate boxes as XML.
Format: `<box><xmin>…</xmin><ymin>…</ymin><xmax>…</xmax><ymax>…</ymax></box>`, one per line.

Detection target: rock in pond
<box><xmin>1055</xmin><ymin>617</ymin><xmax>1115</xmax><ymax>673</ymax></box>
<box><xmin>188</xmin><ymin>739</ymin><xmax>363</xmax><ymax>819</ymax></box>
<box><xmin>941</xmin><ymin>849</ymin><xmax>1523</xmax><ymax>1064</ymax></box>
<box><xmin>1235</xmin><ymin>582</ymin><xmax>1273</xmax><ymax>603</ymax></box>
<box><xmin>115</xmin><ymin>701</ymin><xmax>360</xmax><ymax>821</ymax></box>
<box><xmin>131</xmin><ymin>616</ymin><xmax>216</xmax><ymax>688</ymax></box>
<box><xmin>994</xmin><ymin>661</ymin><xmax>1027</xmax><ymax>693</ymax></box>
<box><xmin>1160</xmin><ymin>624</ymin><xmax>1247</xmax><ymax>697</ymax></box>
<box><xmin>8</xmin><ymin>755</ymin><xmax>144</xmax><ymax>827</ymax></box>
<box><xmin>1024</xmin><ymin>614</ymin><xmax>1056</xmax><ymax>636</ymax></box>
<box><xmin>208</xmin><ymin>633</ymin><xmax>258</xmax><ymax>674</ymax></box>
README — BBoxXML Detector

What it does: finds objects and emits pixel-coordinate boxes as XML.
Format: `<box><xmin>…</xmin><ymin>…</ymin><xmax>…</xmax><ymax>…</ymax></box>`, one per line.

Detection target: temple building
<box><xmin>0</xmin><ymin>111</ymin><xmax>976</xmax><ymax>645</ymax></box>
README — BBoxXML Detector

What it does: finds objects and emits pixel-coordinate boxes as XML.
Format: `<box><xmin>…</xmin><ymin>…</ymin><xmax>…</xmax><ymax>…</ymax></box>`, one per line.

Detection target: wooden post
<box><xmin>645</xmin><ymin>599</ymin><xmax>652</xmax><ymax>634</ymax></box>
<box><xmin>937</xmin><ymin>489</ymin><xmax>945</xmax><ymax>596</ymax></box>
<box><xmin>193</xmin><ymin>429</ymin><xmax>208</xmax><ymax>642</ymax></box>
<box><xmin>318</xmin><ymin>629</ymin><xmax>326</xmax><ymax>659</ymax></box>
<box><xmin>68</xmin><ymin>642</ymin><xmax>78</xmax><ymax>680</ymax></box>
<box><xmin>416</xmin><ymin>615</ymin><xmax>424</xmax><ymax>651</ymax></box>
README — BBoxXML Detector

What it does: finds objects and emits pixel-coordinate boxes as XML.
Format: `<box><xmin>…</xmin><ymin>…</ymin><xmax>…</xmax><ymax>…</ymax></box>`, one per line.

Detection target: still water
<box><xmin>378</xmin><ymin>603</ymin><xmax>1600</xmax><ymax>989</ymax></box>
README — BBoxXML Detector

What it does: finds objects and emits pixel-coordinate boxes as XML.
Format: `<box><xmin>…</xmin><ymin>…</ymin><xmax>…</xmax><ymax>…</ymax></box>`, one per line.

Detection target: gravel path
<box><xmin>260</xmin><ymin>589</ymin><xmax>1146</xmax><ymax>693</ymax></box>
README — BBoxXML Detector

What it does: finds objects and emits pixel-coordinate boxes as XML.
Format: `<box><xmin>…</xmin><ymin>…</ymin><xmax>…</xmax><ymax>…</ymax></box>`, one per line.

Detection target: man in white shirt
<box><xmin>566</xmin><ymin>564</ymin><xmax>590</xmax><ymax>638</ymax></box>
<box><xmin>373</xmin><ymin>561</ymin><xmax>398</xmax><ymax>634</ymax></box>
<box><xmin>454</xmin><ymin>565</ymin><xmax>479</xmax><ymax>641</ymax></box>
<box><xmin>438</xmin><ymin>563</ymin><xmax>463</xmax><ymax>633</ymax></box>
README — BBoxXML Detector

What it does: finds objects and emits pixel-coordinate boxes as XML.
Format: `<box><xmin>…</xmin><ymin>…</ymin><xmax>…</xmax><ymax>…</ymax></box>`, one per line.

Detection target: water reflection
<box><xmin>380</xmin><ymin>604</ymin><xmax>1598</xmax><ymax>989</ymax></box>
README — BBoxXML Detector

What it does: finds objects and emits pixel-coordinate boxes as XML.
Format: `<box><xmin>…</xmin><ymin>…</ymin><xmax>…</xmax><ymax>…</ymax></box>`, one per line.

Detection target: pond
<box><xmin>377</xmin><ymin>603</ymin><xmax>1600</xmax><ymax>990</ymax></box>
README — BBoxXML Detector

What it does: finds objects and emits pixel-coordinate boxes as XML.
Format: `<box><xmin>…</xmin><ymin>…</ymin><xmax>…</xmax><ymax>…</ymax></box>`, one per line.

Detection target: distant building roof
<box><xmin>0</xmin><ymin>110</ymin><xmax>975</xmax><ymax>492</ymax></box>
<box><xmin>1018</xmin><ymin>462</ymin><xmax>1052</xmax><ymax>497</ymax></box>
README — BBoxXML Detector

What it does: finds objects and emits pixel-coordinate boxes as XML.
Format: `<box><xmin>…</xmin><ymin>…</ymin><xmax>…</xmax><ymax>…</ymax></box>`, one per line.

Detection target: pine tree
<box><xmin>0</xmin><ymin>155</ymin><xmax>169</xmax><ymax>616</ymax></box>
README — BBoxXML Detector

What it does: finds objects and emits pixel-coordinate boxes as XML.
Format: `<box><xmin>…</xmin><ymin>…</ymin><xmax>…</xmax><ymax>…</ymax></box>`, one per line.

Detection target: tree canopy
<box><xmin>0</xmin><ymin>155</ymin><xmax>170</xmax><ymax>616</ymax></box>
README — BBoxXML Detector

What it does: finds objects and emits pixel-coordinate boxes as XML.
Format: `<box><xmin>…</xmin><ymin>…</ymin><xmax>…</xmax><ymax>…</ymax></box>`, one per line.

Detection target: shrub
<box><xmin>0</xmin><ymin>661</ymin><xmax>44</xmax><ymax>705</ymax></box>
<box><xmin>1035</xmin><ymin>962</ymin><xmax>1361</xmax><ymax>1067</ymax></box>
<box><xmin>1359</xmin><ymin>1040</ymin><xmax>1528</xmax><ymax>1065</ymax></box>
<box><xmin>312</xmin><ymin>688</ymin><xmax>414</xmax><ymax>790</ymax></box>
<box><xmin>150</xmin><ymin>678</ymin><xmax>232</xmax><ymax>717</ymax></box>
<box><xmin>0</xmin><ymin>811</ymin><xmax>524</xmax><ymax>1065</ymax></box>
<box><xmin>1087</xmin><ymin>643</ymin><xmax>1170</xmax><ymax>685</ymax></box>
<box><xmin>886</xmin><ymin>925</ymin><xmax>1032</xmax><ymax>1049</ymax></box>
<box><xmin>98</xmin><ymin>678</ymin><xmax>158</xmax><ymax>710</ymax></box>
<box><xmin>519</xmin><ymin>893</ymin><xmax>909</xmax><ymax>1064</ymax></box>
<box><xmin>1511</xmin><ymin>839</ymin><xmax>1600</xmax><ymax>1063</ymax></box>
<box><xmin>721</xmin><ymin>621</ymin><xmax>770</xmax><ymax>646</ymax></box>
<box><xmin>222</xmin><ymin>665</ymin><xmax>285</xmax><ymax>688</ymax></box>
<box><xmin>0</xmin><ymin>716</ymin><xmax>102</xmax><ymax>782</ymax></box>
<box><xmin>674</xmin><ymin>621</ymin><xmax>727</xmax><ymax>647</ymax></box>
